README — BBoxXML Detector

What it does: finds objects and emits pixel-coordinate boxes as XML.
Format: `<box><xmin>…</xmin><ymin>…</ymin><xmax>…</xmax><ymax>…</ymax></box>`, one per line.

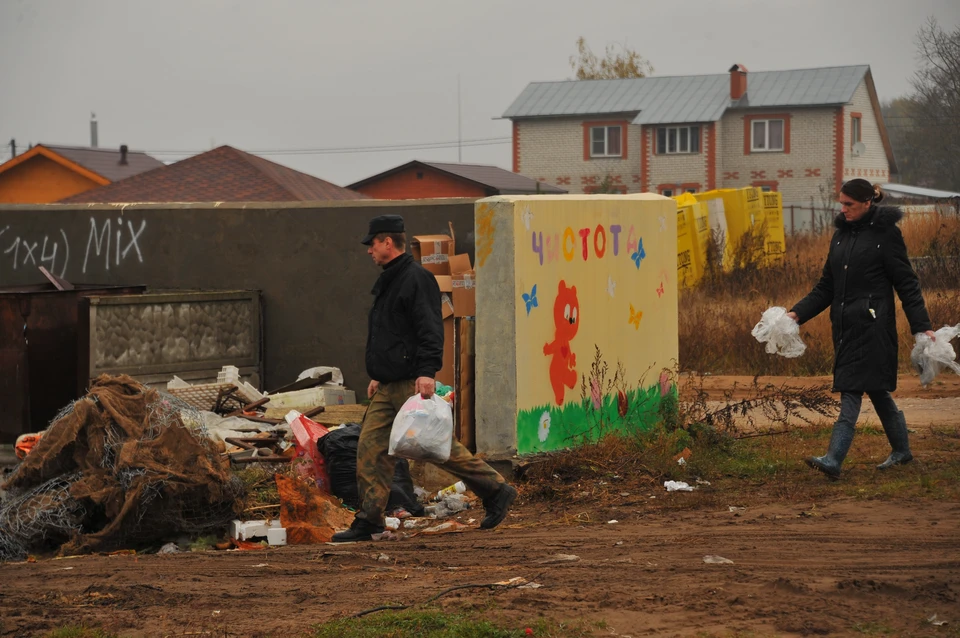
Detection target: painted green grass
<box><xmin>517</xmin><ymin>382</ymin><xmax>673</xmax><ymax>454</ymax></box>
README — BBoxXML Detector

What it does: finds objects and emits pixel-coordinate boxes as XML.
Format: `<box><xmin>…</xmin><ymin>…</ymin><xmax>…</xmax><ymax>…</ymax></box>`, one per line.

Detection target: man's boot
<box><xmin>331</xmin><ymin>517</ymin><xmax>384</xmax><ymax>542</ymax></box>
<box><xmin>805</xmin><ymin>420</ymin><xmax>855</xmax><ymax>479</ymax></box>
<box><xmin>480</xmin><ymin>484</ymin><xmax>517</xmax><ymax>529</ymax></box>
<box><xmin>877</xmin><ymin>410</ymin><xmax>913</xmax><ymax>470</ymax></box>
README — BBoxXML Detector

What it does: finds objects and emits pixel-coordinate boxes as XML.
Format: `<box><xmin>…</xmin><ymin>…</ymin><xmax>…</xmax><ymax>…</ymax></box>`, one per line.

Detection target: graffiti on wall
<box><xmin>511</xmin><ymin>198</ymin><xmax>678</xmax><ymax>454</ymax></box>
<box><xmin>0</xmin><ymin>216</ymin><xmax>147</xmax><ymax>280</ymax></box>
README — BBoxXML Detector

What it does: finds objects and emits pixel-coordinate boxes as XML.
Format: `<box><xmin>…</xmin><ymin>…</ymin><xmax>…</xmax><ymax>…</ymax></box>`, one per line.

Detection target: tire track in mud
<box><xmin>1</xmin><ymin>500</ymin><xmax>957</xmax><ymax>637</ymax></box>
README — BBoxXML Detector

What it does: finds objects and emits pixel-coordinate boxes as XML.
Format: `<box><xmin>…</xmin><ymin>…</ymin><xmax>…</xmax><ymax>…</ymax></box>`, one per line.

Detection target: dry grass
<box><xmin>680</xmin><ymin>210</ymin><xmax>960</xmax><ymax>375</ymax></box>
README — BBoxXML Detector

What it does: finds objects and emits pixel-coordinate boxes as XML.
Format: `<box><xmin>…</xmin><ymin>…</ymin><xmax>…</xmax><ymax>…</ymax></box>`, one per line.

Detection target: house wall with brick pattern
<box><xmin>719</xmin><ymin>106</ymin><xmax>838</xmax><ymax>205</ymax></box>
<box><xmin>842</xmin><ymin>81</ymin><xmax>890</xmax><ymax>185</ymax></box>
<box><xmin>515</xmin><ymin>117</ymin><xmax>643</xmax><ymax>193</ymax></box>
<box><xmin>645</xmin><ymin>124</ymin><xmax>712</xmax><ymax>193</ymax></box>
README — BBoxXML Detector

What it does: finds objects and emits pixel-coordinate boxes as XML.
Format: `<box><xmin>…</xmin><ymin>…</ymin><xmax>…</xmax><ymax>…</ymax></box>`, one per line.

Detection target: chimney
<box><xmin>119</xmin><ymin>144</ymin><xmax>128</xmax><ymax>165</ymax></box>
<box><xmin>8</xmin><ymin>138</ymin><xmax>15</xmax><ymax>158</ymax></box>
<box><xmin>90</xmin><ymin>112</ymin><xmax>98</xmax><ymax>148</ymax></box>
<box><xmin>729</xmin><ymin>64</ymin><xmax>748</xmax><ymax>101</ymax></box>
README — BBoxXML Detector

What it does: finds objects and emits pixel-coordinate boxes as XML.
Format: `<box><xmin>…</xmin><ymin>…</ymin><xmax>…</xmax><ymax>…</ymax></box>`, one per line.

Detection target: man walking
<box><xmin>332</xmin><ymin>214</ymin><xmax>517</xmax><ymax>542</ymax></box>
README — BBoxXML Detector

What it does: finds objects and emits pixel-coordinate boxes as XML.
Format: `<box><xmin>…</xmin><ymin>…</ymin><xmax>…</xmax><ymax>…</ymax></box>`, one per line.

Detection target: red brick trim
<box><xmin>751</xmin><ymin>180</ymin><xmax>779</xmax><ymax>192</ymax></box>
<box><xmin>512</xmin><ymin>121</ymin><xmax>520</xmax><ymax>173</ymax></box>
<box><xmin>834</xmin><ymin>107</ymin><xmax>845</xmax><ymax>196</ymax></box>
<box><xmin>657</xmin><ymin>182</ymin><xmax>702</xmax><ymax>195</ymax></box>
<box><xmin>641</xmin><ymin>126</ymin><xmax>651</xmax><ymax>192</ymax></box>
<box><xmin>706</xmin><ymin>122</ymin><xmax>717</xmax><ymax>190</ymax></box>
<box><xmin>743</xmin><ymin>113</ymin><xmax>791</xmax><ymax>155</ymax></box>
<box><xmin>583</xmin><ymin>120</ymin><xmax>629</xmax><ymax>160</ymax></box>
<box><xmin>584</xmin><ymin>184</ymin><xmax>628</xmax><ymax>194</ymax></box>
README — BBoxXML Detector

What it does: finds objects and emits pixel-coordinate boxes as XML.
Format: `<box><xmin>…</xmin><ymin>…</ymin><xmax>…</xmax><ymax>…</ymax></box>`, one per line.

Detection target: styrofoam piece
<box><xmin>230</xmin><ymin>519</ymin><xmax>269</xmax><ymax>541</ymax></box>
<box><xmin>267</xmin><ymin>386</ymin><xmax>356</xmax><ymax>409</ymax></box>
<box><xmin>267</xmin><ymin>527</ymin><xmax>287</xmax><ymax>546</ymax></box>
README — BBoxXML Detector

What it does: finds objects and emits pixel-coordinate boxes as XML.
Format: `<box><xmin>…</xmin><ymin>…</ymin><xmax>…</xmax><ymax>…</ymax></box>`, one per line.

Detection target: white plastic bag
<box><xmin>751</xmin><ymin>306</ymin><xmax>806</xmax><ymax>358</ymax></box>
<box><xmin>388</xmin><ymin>394</ymin><xmax>454</xmax><ymax>463</ymax></box>
<box><xmin>911</xmin><ymin>324</ymin><xmax>960</xmax><ymax>386</ymax></box>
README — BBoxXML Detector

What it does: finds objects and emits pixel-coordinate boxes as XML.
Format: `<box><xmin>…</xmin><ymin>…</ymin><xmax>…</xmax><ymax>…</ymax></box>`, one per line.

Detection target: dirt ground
<box><xmin>1</xmin><ymin>375</ymin><xmax>958</xmax><ymax>638</ymax></box>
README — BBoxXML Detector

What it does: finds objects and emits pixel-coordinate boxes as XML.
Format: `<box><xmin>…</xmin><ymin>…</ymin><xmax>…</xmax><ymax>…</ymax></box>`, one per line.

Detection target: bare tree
<box><xmin>569</xmin><ymin>37</ymin><xmax>653</xmax><ymax>80</ymax></box>
<box><xmin>889</xmin><ymin>18</ymin><xmax>960</xmax><ymax>190</ymax></box>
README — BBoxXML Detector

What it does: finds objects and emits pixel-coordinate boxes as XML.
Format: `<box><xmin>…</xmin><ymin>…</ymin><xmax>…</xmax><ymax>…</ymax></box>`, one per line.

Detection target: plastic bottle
<box><xmin>434</xmin><ymin>481</ymin><xmax>466</xmax><ymax>501</ymax></box>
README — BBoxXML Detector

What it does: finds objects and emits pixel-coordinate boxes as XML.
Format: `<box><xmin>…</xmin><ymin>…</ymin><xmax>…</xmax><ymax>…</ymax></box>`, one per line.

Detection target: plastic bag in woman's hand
<box><xmin>389</xmin><ymin>394</ymin><xmax>454</xmax><ymax>463</ymax></box>
<box><xmin>751</xmin><ymin>306</ymin><xmax>806</xmax><ymax>358</ymax></box>
<box><xmin>910</xmin><ymin>324</ymin><xmax>960</xmax><ymax>387</ymax></box>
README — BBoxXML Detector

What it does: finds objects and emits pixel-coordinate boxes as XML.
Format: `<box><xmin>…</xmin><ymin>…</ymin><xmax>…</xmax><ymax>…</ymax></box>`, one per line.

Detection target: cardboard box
<box><xmin>455</xmin><ymin>317</ymin><xmax>475</xmax><ymax>451</ymax></box>
<box><xmin>449</xmin><ymin>253</ymin><xmax>475</xmax><ymax>317</ymax></box>
<box><xmin>452</xmin><ymin>270</ymin><xmax>476</xmax><ymax>317</ymax></box>
<box><xmin>434</xmin><ymin>275</ymin><xmax>453</xmax><ymax>293</ymax></box>
<box><xmin>437</xmin><ymin>293</ymin><xmax>455</xmax><ymax>387</ymax></box>
<box><xmin>412</xmin><ymin>234</ymin><xmax>455</xmax><ymax>275</ymax></box>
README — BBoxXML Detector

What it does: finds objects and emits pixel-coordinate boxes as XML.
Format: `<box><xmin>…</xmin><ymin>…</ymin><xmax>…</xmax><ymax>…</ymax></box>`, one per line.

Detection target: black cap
<box><xmin>361</xmin><ymin>214</ymin><xmax>405</xmax><ymax>245</ymax></box>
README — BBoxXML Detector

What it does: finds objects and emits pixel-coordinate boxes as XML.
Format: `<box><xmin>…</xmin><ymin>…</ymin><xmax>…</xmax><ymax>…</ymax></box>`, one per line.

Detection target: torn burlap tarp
<box><xmin>0</xmin><ymin>375</ymin><xmax>242</xmax><ymax>560</ymax></box>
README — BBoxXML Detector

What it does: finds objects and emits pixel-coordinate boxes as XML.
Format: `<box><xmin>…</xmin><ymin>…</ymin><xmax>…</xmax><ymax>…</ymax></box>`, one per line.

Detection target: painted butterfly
<box><xmin>628</xmin><ymin>303</ymin><xmax>642</xmax><ymax>329</ymax></box>
<box><xmin>522</xmin><ymin>284</ymin><xmax>538</xmax><ymax>316</ymax></box>
<box><xmin>631</xmin><ymin>238</ymin><xmax>646</xmax><ymax>269</ymax></box>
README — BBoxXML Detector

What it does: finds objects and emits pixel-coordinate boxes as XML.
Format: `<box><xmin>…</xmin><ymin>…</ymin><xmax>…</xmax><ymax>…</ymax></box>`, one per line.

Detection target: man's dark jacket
<box><xmin>791</xmin><ymin>205</ymin><xmax>931</xmax><ymax>393</ymax></box>
<box><xmin>366</xmin><ymin>253</ymin><xmax>444</xmax><ymax>384</ymax></box>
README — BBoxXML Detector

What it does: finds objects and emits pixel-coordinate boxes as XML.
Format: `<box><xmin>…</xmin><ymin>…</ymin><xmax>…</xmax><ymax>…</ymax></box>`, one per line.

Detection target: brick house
<box><xmin>503</xmin><ymin>64</ymin><xmax>896</xmax><ymax>204</ymax></box>
<box><xmin>348</xmin><ymin>160</ymin><xmax>567</xmax><ymax>199</ymax></box>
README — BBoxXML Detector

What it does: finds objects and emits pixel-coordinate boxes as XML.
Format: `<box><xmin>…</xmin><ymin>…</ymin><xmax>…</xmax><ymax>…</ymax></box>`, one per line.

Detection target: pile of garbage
<box><xmin>0</xmin><ymin>375</ymin><xmax>243</xmax><ymax>561</ymax></box>
<box><xmin>1</xmin><ymin>367</ymin><xmax>489</xmax><ymax>559</ymax></box>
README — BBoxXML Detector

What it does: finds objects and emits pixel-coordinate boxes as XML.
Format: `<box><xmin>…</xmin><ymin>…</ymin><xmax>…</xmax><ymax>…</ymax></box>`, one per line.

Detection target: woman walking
<box><xmin>787</xmin><ymin>179</ymin><xmax>935</xmax><ymax>478</ymax></box>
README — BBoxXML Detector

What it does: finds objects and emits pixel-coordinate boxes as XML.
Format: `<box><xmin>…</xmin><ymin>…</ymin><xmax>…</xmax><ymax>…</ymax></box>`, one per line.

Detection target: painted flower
<box><xmin>617</xmin><ymin>390</ymin><xmax>628</xmax><ymax>418</ymax></box>
<box><xmin>590</xmin><ymin>376</ymin><xmax>602</xmax><ymax>410</ymax></box>
<box><xmin>659</xmin><ymin>370</ymin><xmax>671</xmax><ymax>397</ymax></box>
<box><xmin>538</xmin><ymin>411</ymin><xmax>551</xmax><ymax>443</ymax></box>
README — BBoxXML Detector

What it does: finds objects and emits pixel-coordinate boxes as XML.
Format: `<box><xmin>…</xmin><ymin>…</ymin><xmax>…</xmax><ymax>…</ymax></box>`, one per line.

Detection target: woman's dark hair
<box><xmin>840</xmin><ymin>178</ymin><xmax>884</xmax><ymax>203</ymax></box>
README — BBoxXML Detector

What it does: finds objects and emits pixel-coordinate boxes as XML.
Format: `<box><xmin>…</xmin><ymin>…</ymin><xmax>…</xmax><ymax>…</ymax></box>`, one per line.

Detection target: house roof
<box><xmin>59</xmin><ymin>145</ymin><xmax>368</xmax><ymax>203</ymax></box>
<box><xmin>502</xmin><ymin>65</ymin><xmax>871</xmax><ymax>125</ymax></box>
<box><xmin>0</xmin><ymin>144</ymin><xmax>164</xmax><ymax>185</ymax></box>
<box><xmin>880</xmin><ymin>183</ymin><xmax>960</xmax><ymax>200</ymax></box>
<box><xmin>348</xmin><ymin>160</ymin><xmax>567</xmax><ymax>194</ymax></box>
<box><xmin>40</xmin><ymin>144</ymin><xmax>165</xmax><ymax>182</ymax></box>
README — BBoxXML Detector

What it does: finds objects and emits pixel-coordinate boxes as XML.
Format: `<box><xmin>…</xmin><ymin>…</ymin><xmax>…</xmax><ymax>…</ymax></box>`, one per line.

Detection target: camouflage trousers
<box><xmin>355</xmin><ymin>379</ymin><xmax>504</xmax><ymax>526</ymax></box>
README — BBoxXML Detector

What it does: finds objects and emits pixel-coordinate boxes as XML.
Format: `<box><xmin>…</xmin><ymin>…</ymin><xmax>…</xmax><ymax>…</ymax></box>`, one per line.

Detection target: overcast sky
<box><xmin>2</xmin><ymin>0</ymin><xmax>958</xmax><ymax>187</ymax></box>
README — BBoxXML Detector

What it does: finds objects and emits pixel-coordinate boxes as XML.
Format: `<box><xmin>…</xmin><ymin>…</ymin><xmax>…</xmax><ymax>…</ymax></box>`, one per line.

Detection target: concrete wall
<box><xmin>475</xmin><ymin>195</ymin><xmax>679</xmax><ymax>457</ymax></box>
<box><xmin>515</xmin><ymin>117</ymin><xmax>643</xmax><ymax>194</ymax></box>
<box><xmin>0</xmin><ymin>199</ymin><xmax>477</xmax><ymax>392</ymax></box>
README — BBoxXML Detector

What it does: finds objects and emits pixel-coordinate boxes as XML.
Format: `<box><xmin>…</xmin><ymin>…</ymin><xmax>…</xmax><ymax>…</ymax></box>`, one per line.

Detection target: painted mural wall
<box><xmin>474</xmin><ymin>195</ymin><xmax>679</xmax><ymax>457</ymax></box>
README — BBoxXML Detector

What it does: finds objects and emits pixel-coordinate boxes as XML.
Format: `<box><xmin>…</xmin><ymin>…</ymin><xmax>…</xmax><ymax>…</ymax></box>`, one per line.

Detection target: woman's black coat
<box><xmin>791</xmin><ymin>205</ymin><xmax>931</xmax><ymax>393</ymax></box>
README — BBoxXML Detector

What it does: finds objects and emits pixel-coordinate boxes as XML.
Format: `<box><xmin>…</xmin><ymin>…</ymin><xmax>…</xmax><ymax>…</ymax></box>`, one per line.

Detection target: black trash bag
<box><xmin>317</xmin><ymin>423</ymin><xmax>424</xmax><ymax>516</ymax></box>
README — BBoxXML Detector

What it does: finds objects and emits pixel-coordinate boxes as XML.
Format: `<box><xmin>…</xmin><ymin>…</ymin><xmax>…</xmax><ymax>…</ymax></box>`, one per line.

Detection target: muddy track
<box><xmin>2</xmin><ymin>499</ymin><xmax>958</xmax><ymax>637</ymax></box>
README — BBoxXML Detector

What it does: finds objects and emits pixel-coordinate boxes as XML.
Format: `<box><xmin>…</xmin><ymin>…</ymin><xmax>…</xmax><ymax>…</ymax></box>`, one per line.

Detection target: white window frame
<box><xmin>657</xmin><ymin>126</ymin><xmax>701</xmax><ymax>154</ymax></box>
<box><xmin>751</xmin><ymin>119</ymin><xmax>785</xmax><ymax>152</ymax></box>
<box><xmin>851</xmin><ymin>116</ymin><xmax>862</xmax><ymax>148</ymax></box>
<box><xmin>590</xmin><ymin>125</ymin><xmax>623</xmax><ymax>158</ymax></box>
